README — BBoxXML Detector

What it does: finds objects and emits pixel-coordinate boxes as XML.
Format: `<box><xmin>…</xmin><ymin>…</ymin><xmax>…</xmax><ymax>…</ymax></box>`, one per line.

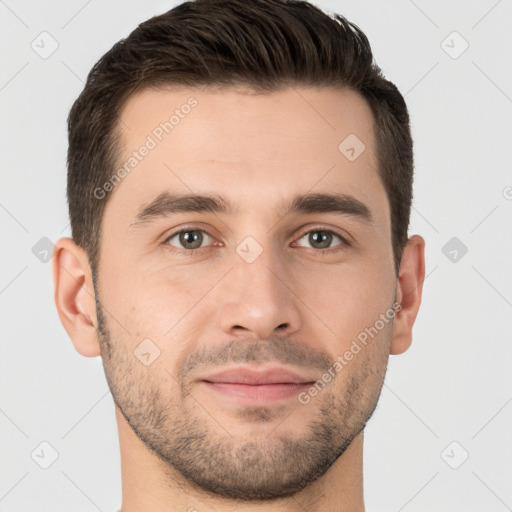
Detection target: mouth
<box><xmin>198</xmin><ymin>366</ymin><xmax>316</xmax><ymax>405</ymax></box>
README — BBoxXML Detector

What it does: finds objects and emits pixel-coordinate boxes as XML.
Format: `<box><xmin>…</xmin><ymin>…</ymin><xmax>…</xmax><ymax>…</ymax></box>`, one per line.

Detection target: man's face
<box><xmin>95</xmin><ymin>86</ymin><xmax>398</xmax><ymax>500</ymax></box>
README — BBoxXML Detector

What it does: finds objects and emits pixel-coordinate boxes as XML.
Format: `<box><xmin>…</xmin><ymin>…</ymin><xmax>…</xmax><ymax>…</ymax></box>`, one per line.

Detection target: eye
<box><xmin>164</xmin><ymin>229</ymin><xmax>215</xmax><ymax>251</ymax></box>
<box><xmin>162</xmin><ymin>226</ymin><xmax>349</xmax><ymax>255</ymax></box>
<box><xmin>293</xmin><ymin>229</ymin><xmax>348</xmax><ymax>251</ymax></box>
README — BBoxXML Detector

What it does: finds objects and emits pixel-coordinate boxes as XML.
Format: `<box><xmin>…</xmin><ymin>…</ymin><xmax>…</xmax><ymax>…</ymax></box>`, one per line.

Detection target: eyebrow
<box><xmin>131</xmin><ymin>191</ymin><xmax>374</xmax><ymax>228</ymax></box>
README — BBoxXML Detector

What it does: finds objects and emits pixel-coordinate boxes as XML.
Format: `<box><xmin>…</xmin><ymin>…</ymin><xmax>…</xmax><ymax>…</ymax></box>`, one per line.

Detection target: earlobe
<box><xmin>52</xmin><ymin>237</ymin><xmax>101</xmax><ymax>357</ymax></box>
<box><xmin>390</xmin><ymin>235</ymin><xmax>426</xmax><ymax>355</ymax></box>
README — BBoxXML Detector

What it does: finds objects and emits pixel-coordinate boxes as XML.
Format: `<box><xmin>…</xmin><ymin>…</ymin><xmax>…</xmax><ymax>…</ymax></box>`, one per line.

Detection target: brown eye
<box><xmin>165</xmin><ymin>229</ymin><xmax>213</xmax><ymax>250</ymax></box>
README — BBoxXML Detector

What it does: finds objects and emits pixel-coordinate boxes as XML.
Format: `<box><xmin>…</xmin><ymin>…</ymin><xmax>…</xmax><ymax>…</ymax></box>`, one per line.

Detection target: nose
<box><xmin>218</xmin><ymin>246</ymin><xmax>302</xmax><ymax>339</ymax></box>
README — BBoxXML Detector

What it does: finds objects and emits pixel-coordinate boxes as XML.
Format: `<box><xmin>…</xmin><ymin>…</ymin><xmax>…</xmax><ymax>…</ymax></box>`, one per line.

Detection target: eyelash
<box><xmin>162</xmin><ymin>225</ymin><xmax>351</xmax><ymax>256</ymax></box>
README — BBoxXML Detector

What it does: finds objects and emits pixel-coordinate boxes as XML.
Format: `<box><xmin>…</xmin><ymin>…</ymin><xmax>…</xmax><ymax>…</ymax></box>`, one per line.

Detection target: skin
<box><xmin>53</xmin><ymin>85</ymin><xmax>425</xmax><ymax>512</ymax></box>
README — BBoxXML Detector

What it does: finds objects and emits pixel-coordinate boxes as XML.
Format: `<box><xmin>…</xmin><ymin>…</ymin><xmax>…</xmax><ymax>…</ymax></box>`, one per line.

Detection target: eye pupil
<box><xmin>309</xmin><ymin>231</ymin><xmax>332</xmax><ymax>249</ymax></box>
<box><xmin>180</xmin><ymin>231</ymin><xmax>203</xmax><ymax>249</ymax></box>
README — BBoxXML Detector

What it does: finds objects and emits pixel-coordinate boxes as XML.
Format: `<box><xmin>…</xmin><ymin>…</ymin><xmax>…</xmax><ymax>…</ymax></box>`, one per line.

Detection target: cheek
<box><xmin>291</xmin><ymin>259</ymin><xmax>394</xmax><ymax>339</ymax></box>
<box><xmin>101</xmin><ymin>264</ymin><xmax>224</xmax><ymax>344</ymax></box>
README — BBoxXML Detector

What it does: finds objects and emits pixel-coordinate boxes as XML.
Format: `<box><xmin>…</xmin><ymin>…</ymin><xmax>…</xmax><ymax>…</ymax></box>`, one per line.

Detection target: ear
<box><xmin>390</xmin><ymin>235</ymin><xmax>426</xmax><ymax>355</ymax></box>
<box><xmin>52</xmin><ymin>237</ymin><xmax>101</xmax><ymax>357</ymax></box>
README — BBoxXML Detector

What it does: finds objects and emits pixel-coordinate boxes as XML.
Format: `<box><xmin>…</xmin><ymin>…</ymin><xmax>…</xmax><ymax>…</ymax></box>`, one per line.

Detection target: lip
<box><xmin>198</xmin><ymin>366</ymin><xmax>316</xmax><ymax>405</ymax></box>
<box><xmin>199</xmin><ymin>367</ymin><xmax>316</xmax><ymax>385</ymax></box>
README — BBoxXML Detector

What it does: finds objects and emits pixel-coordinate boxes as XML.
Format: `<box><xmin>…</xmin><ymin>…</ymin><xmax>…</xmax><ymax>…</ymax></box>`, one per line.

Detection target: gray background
<box><xmin>1</xmin><ymin>0</ymin><xmax>511</xmax><ymax>510</ymax></box>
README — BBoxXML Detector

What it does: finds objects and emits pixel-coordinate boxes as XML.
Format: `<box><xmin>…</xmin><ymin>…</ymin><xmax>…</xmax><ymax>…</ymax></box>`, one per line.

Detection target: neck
<box><xmin>117</xmin><ymin>407</ymin><xmax>365</xmax><ymax>512</ymax></box>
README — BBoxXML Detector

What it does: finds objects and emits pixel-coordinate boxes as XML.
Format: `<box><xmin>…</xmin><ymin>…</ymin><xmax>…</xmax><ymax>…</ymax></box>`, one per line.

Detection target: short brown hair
<box><xmin>67</xmin><ymin>0</ymin><xmax>414</xmax><ymax>276</ymax></box>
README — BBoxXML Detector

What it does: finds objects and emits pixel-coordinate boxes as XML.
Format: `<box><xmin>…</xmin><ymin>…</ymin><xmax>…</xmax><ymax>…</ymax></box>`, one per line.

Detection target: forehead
<box><xmin>104</xmin><ymin>85</ymin><xmax>388</xmax><ymax>230</ymax></box>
